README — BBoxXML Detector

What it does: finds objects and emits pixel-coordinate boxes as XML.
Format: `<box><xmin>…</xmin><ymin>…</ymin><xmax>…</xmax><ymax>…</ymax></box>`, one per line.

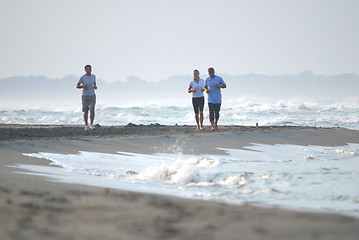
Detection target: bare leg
<box><xmin>90</xmin><ymin>109</ymin><xmax>95</xmax><ymax>125</ymax></box>
<box><xmin>215</xmin><ymin>119</ymin><xmax>218</xmax><ymax>130</ymax></box>
<box><xmin>210</xmin><ymin>121</ymin><xmax>215</xmax><ymax>131</ymax></box>
<box><xmin>195</xmin><ymin>113</ymin><xmax>200</xmax><ymax>130</ymax></box>
<box><xmin>83</xmin><ymin>111</ymin><xmax>89</xmax><ymax>126</ymax></box>
<box><xmin>199</xmin><ymin>111</ymin><xmax>204</xmax><ymax>130</ymax></box>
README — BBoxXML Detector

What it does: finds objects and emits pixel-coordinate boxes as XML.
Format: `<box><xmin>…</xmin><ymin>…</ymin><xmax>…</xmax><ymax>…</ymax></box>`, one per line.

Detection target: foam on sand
<box><xmin>19</xmin><ymin>143</ymin><xmax>359</xmax><ymax>218</ymax></box>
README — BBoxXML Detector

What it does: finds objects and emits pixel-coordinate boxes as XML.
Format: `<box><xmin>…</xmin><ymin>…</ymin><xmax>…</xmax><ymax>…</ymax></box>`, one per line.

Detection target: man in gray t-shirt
<box><xmin>76</xmin><ymin>65</ymin><xmax>97</xmax><ymax>130</ymax></box>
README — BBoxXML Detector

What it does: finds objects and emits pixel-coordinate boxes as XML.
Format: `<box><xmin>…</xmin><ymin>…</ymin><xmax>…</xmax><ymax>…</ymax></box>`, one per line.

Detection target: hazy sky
<box><xmin>1</xmin><ymin>0</ymin><xmax>358</xmax><ymax>82</ymax></box>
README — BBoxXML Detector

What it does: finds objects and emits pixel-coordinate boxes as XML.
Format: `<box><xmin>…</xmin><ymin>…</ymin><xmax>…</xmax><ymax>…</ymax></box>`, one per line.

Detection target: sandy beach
<box><xmin>1</xmin><ymin>124</ymin><xmax>359</xmax><ymax>240</ymax></box>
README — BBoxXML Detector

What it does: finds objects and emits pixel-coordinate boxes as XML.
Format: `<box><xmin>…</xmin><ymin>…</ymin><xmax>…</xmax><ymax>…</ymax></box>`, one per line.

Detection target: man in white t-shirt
<box><xmin>76</xmin><ymin>65</ymin><xmax>97</xmax><ymax>130</ymax></box>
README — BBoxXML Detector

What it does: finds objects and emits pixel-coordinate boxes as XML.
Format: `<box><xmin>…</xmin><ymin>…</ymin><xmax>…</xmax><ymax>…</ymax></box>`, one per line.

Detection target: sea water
<box><xmin>1</xmin><ymin>99</ymin><xmax>359</xmax><ymax>130</ymax></box>
<box><xmin>4</xmin><ymin>98</ymin><xmax>359</xmax><ymax>217</ymax></box>
<box><xmin>13</xmin><ymin>143</ymin><xmax>359</xmax><ymax>218</ymax></box>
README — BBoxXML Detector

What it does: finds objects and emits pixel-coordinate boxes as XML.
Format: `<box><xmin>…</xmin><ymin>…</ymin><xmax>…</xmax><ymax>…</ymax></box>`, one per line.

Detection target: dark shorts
<box><xmin>208</xmin><ymin>103</ymin><xmax>221</xmax><ymax>121</ymax></box>
<box><xmin>192</xmin><ymin>97</ymin><xmax>204</xmax><ymax>114</ymax></box>
<box><xmin>82</xmin><ymin>95</ymin><xmax>96</xmax><ymax>112</ymax></box>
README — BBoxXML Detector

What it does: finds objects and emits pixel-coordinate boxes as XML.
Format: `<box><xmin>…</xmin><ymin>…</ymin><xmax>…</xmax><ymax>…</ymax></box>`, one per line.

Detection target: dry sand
<box><xmin>1</xmin><ymin>124</ymin><xmax>359</xmax><ymax>240</ymax></box>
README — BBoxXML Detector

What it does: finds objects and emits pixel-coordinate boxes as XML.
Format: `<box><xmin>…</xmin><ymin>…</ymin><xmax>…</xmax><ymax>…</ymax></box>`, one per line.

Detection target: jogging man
<box><xmin>76</xmin><ymin>65</ymin><xmax>97</xmax><ymax>130</ymax></box>
<box><xmin>204</xmin><ymin>67</ymin><xmax>226</xmax><ymax>131</ymax></box>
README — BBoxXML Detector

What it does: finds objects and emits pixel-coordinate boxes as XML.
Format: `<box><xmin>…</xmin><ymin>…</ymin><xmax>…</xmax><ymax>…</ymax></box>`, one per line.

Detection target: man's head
<box><xmin>208</xmin><ymin>67</ymin><xmax>215</xmax><ymax>78</ymax></box>
<box><xmin>84</xmin><ymin>65</ymin><xmax>92</xmax><ymax>75</ymax></box>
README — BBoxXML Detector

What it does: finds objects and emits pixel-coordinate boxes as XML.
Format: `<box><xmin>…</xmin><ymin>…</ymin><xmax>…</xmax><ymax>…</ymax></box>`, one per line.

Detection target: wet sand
<box><xmin>1</xmin><ymin>124</ymin><xmax>359</xmax><ymax>240</ymax></box>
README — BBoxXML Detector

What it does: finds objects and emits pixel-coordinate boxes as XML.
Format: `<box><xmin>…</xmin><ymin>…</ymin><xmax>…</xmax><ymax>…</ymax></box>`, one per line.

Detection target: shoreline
<box><xmin>0</xmin><ymin>123</ymin><xmax>352</xmax><ymax>141</ymax></box>
<box><xmin>0</xmin><ymin>123</ymin><xmax>252</xmax><ymax>141</ymax></box>
<box><xmin>1</xmin><ymin>125</ymin><xmax>359</xmax><ymax>239</ymax></box>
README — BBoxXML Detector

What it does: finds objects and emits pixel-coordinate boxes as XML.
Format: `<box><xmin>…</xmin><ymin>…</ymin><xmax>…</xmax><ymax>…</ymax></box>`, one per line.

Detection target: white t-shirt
<box><xmin>78</xmin><ymin>74</ymin><xmax>96</xmax><ymax>96</ymax></box>
<box><xmin>189</xmin><ymin>79</ymin><xmax>204</xmax><ymax>98</ymax></box>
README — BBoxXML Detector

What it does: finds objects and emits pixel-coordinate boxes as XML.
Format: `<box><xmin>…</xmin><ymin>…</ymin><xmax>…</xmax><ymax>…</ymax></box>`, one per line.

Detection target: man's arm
<box><xmin>76</xmin><ymin>82</ymin><xmax>88</xmax><ymax>89</ymax></box>
<box><xmin>93</xmin><ymin>78</ymin><xmax>97</xmax><ymax>90</ymax></box>
<box><xmin>76</xmin><ymin>77</ymin><xmax>88</xmax><ymax>89</ymax></box>
<box><xmin>219</xmin><ymin>78</ymin><xmax>226</xmax><ymax>88</ymax></box>
<box><xmin>203</xmin><ymin>81</ymin><xmax>209</xmax><ymax>93</ymax></box>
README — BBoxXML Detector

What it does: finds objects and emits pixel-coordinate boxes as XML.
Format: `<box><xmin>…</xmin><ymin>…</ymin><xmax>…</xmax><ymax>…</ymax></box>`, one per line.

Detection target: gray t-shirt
<box><xmin>78</xmin><ymin>74</ymin><xmax>96</xmax><ymax>96</ymax></box>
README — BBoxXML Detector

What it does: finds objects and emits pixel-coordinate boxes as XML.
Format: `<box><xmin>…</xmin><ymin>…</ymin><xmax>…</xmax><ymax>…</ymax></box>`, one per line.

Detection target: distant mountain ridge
<box><xmin>1</xmin><ymin>72</ymin><xmax>358</xmax><ymax>107</ymax></box>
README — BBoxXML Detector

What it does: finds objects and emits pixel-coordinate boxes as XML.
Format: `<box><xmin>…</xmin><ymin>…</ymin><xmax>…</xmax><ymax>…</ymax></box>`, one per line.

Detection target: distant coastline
<box><xmin>1</xmin><ymin>72</ymin><xmax>359</xmax><ymax>107</ymax></box>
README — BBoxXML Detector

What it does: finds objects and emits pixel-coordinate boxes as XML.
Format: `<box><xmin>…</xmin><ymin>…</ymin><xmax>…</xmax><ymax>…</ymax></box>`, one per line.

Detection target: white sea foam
<box><xmin>18</xmin><ymin>143</ymin><xmax>359</xmax><ymax>218</ymax></box>
<box><xmin>1</xmin><ymin>99</ymin><xmax>359</xmax><ymax>129</ymax></box>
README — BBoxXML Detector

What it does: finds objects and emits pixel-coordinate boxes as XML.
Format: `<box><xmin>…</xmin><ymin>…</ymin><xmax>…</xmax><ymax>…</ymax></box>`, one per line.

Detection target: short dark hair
<box><xmin>84</xmin><ymin>65</ymin><xmax>92</xmax><ymax>69</ymax></box>
<box><xmin>208</xmin><ymin>67</ymin><xmax>215</xmax><ymax>72</ymax></box>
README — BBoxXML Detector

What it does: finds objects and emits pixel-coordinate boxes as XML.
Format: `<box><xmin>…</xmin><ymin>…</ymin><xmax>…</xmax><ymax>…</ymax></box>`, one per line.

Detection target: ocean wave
<box><xmin>1</xmin><ymin>99</ymin><xmax>358</xmax><ymax>129</ymax></box>
<box><xmin>22</xmin><ymin>143</ymin><xmax>359</xmax><ymax>218</ymax></box>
